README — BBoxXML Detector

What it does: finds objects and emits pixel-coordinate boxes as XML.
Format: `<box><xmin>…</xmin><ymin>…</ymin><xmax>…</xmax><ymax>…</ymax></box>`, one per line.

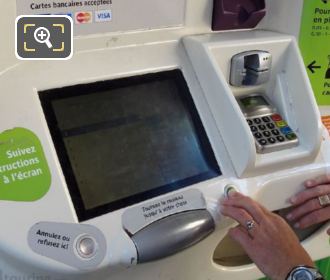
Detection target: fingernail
<box><xmin>226</xmin><ymin>191</ymin><xmax>238</xmax><ymax>199</ymax></box>
<box><xmin>305</xmin><ymin>180</ymin><xmax>313</xmax><ymax>187</ymax></box>
<box><xmin>227</xmin><ymin>191</ymin><xmax>236</xmax><ymax>198</ymax></box>
<box><xmin>290</xmin><ymin>196</ymin><xmax>297</xmax><ymax>204</ymax></box>
<box><xmin>294</xmin><ymin>222</ymin><xmax>300</xmax><ymax>228</ymax></box>
<box><xmin>286</xmin><ymin>213</ymin><xmax>293</xmax><ymax>220</ymax></box>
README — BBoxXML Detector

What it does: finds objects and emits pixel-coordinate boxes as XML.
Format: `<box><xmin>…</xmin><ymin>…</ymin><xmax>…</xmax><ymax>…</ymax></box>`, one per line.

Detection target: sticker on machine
<box><xmin>16</xmin><ymin>0</ymin><xmax>186</xmax><ymax>35</ymax></box>
<box><xmin>122</xmin><ymin>189</ymin><xmax>207</xmax><ymax>235</ymax></box>
<box><xmin>95</xmin><ymin>10</ymin><xmax>112</xmax><ymax>22</ymax></box>
<box><xmin>299</xmin><ymin>0</ymin><xmax>330</xmax><ymax>105</ymax></box>
<box><xmin>28</xmin><ymin>222</ymin><xmax>107</xmax><ymax>270</ymax></box>
<box><xmin>322</xmin><ymin>116</ymin><xmax>330</xmax><ymax>135</ymax></box>
<box><xmin>0</xmin><ymin>128</ymin><xmax>51</xmax><ymax>201</ymax></box>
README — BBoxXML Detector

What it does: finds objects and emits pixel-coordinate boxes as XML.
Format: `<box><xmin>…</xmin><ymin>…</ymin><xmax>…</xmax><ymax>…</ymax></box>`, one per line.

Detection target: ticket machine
<box><xmin>0</xmin><ymin>0</ymin><xmax>329</xmax><ymax>279</ymax></box>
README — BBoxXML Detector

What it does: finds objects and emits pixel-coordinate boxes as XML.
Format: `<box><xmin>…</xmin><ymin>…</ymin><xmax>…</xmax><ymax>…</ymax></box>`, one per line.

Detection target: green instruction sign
<box><xmin>299</xmin><ymin>0</ymin><xmax>330</xmax><ymax>105</ymax></box>
<box><xmin>0</xmin><ymin>128</ymin><xmax>51</xmax><ymax>201</ymax></box>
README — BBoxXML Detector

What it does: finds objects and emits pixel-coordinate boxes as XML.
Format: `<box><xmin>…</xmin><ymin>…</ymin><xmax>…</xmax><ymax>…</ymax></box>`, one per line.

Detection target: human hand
<box><xmin>287</xmin><ymin>174</ymin><xmax>330</xmax><ymax>234</ymax></box>
<box><xmin>220</xmin><ymin>192</ymin><xmax>314</xmax><ymax>280</ymax></box>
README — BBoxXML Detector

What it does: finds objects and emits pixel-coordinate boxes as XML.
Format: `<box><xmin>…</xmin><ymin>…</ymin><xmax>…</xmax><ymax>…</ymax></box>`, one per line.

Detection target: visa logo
<box><xmin>95</xmin><ymin>10</ymin><xmax>112</xmax><ymax>23</ymax></box>
<box><xmin>98</xmin><ymin>13</ymin><xmax>111</xmax><ymax>19</ymax></box>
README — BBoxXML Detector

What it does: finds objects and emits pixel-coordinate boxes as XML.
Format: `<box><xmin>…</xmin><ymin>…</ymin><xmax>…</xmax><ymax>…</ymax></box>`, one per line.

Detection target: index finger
<box><xmin>222</xmin><ymin>192</ymin><xmax>266</xmax><ymax>223</ymax></box>
<box><xmin>289</xmin><ymin>184</ymin><xmax>330</xmax><ymax>205</ymax></box>
<box><xmin>305</xmin><ymin>174</ymin><xmax>330</xmax><ymax>188</ymax></box>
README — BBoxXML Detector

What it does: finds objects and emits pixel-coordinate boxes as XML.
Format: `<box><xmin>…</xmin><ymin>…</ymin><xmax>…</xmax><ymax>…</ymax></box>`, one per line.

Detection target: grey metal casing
<box><xmin>131</xmin><ymin>210</ymin><xmax>215</xmax><ymax>263</ymax></box>
<box><xmin>230</xmin><ymin>50</ymin><xmax>272</xmax><ymax>86</ymax></box>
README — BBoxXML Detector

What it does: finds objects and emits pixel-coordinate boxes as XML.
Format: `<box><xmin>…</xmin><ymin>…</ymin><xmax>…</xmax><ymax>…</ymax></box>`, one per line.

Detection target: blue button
<box><xmin>280</xmin><ymin>127</ymin><xmax>292</xmax><ymax>134</ymax></box>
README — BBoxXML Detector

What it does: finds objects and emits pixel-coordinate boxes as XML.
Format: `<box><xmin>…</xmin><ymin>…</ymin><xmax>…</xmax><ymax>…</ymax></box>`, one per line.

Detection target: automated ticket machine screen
<box><xmin>39</xmin><ymin>69</ymin><xmax>221</xmax><ymax>221</ymax></box>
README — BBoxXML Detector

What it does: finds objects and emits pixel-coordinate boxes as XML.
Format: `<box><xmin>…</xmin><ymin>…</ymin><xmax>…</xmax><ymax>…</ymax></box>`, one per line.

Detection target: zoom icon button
<box><xmin>34</xmin><ymin>27</ymin><xmax>53</xmax><ymax>49</ymax></box>
<box><xmin>16</xmin><ymin>15</ymin><xmax>73</xmax><ymax>60</ymax></box>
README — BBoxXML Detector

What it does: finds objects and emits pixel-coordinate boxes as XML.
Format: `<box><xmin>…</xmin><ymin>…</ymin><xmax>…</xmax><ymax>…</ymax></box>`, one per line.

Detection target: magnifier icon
<box><xmin>34</xmin><ymin>27</ymin><xmax>53</xmax><ymax>49</ymax></box>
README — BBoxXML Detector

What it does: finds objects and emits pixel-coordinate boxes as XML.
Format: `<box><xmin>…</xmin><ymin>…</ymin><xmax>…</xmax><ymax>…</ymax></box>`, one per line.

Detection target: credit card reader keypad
<box><xmin>238</xmin><ymin>94</ymin><xmax>299</xmax><ymax>153</ymax></box>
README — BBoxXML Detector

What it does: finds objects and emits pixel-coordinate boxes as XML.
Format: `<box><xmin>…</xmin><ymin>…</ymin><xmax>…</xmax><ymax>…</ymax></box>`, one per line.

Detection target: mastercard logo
<box><xmin>75</xmin><ymin>12</ymin><xmax>93</xmax><ymax>24</ymax></box>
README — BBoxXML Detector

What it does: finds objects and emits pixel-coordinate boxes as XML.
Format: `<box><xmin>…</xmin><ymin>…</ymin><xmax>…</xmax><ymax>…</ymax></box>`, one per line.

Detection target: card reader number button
<box><xmin>267</xmin><ymin>123</ymin><xmax>275</xmax><ymax>129</ymax></box>
<box><xmin>254</xmin><ymin>118</ymin><xmax>262</xmax><ymax>124</ymax></box>
<box><xmin>262</xmin><ymin>116</ymin><xmax>271</xmax><ymax>122</ymax></box>
<box><xmin>271</xmin><ymin>129</ymin><xmax>280</xmax><ymax>136</ymax></box>
<box><xmin>271</xmin><ymin>114</ymin><xmax>282</xmax><ymax>122</ymax></box>
<box><xmin>280</xmin><ymin>127</ymin><xmax>293</xmax><ymax>135</ymax></box>
<box><xmin>247</xmin><ymin>119</ymin><xmax>253</xmax><ymax>126</ymax></box>
<box><xmin>250</xmin><ymin>126</ymin><xmax>258</xmax><ymax>132</ymax></box>
<box><xmin>258</xmin><ymin>139</ymin><xmax>267</xmax><ymax>146</ymax></box>
<box><xmin>254</xmin><ymin>132</ymin><xmax>263</xmax><ymax>139</ymax></box>
<box><xmin>263</xmin><ymin>131</ymin><xmax>271</xmax><ymax>137</ymax></box>
<box><xmin>275</xmin><ymin>120</ymin><xmax>287</xmax><ymax>128</ymax></box>
<box><xmin>267</xmin><ymin>137</ymin><xmax>276</xmax><ymax>144</ymax></box>
<box><xmin>258</xmin><ymin>125</ymin><xmax>266</xmax><ymax>131</ymax></box>
<box><xmin>286</xmin><ymin>133</ymin><xmax>297</xmax><ymax>141</ymax></box>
